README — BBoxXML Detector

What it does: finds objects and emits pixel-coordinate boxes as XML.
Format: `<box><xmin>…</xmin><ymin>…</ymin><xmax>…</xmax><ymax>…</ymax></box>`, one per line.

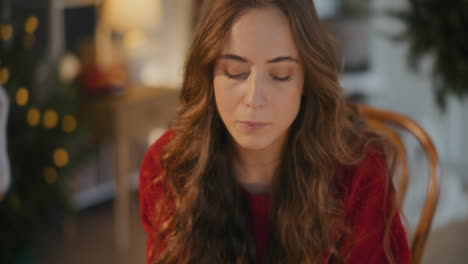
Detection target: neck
<box><xmin>231</xmin><ymin>133</ymin><xmax>287</xmax><ymax>195</ymax></box>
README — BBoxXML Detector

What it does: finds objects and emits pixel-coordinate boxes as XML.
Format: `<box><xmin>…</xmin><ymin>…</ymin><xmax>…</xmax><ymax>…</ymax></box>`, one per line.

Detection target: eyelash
<box><xmin>223</xmin><ymin>70</ymin><xmax>291</xmax><ymax>82</ymax></box>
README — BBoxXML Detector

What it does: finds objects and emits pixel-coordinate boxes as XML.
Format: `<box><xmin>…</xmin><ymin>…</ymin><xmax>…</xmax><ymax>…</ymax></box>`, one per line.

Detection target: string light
<box><xmin>24</xmin><ymin>16</ymin><xmax>39</xmax><ymax>34</ymax></box>
<box><xmin>44</xmin><ymin>167</ymin><xmax>58</xmax><ymax>184</ymax></box>
<box><xmin>27</xmin><ymin>107</ymin><xmax>40</xmax><ymax>126</ymax></box>
<box><xmin>0</xmin><ymin>24</ymin><xmax>13</xmax><ymax>41</ymax></box>
<box><xmin>43</xmin><ymin>109</ymin><xmax>58</xmax><ymax>129</ymax></box>
<box><xmin>62</xmin><ymin>115</ymin><xmax>77</xmax><ymax>133</ymax></box>
<box><xmin>0</xmin><ymin>67</ymin><xmax>9</xmax><ymax>85</ymax></box>
<box><xmin>53</xmin><ymin>148</ymin><xmax>69</xmax><ymax>168</ymax></box>
<box><xmin>15</xmin><ymin>87</ymin><xmax>29</xmax><ymax>106</ymax></box>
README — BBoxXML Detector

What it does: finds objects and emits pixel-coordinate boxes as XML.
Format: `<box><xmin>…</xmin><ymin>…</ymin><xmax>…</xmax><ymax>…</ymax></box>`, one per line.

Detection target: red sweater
<box><xmin>139</xmin><ymin>130</ymin><xmax>411</xmax><ymax>264</ymax></box>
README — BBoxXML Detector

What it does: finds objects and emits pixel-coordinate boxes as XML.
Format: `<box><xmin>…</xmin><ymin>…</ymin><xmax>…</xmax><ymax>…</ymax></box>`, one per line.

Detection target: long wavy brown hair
<box><xmin>151</xmin><ymin>0</ymin><xmax>400</xmax><ymax>263</ymax></box>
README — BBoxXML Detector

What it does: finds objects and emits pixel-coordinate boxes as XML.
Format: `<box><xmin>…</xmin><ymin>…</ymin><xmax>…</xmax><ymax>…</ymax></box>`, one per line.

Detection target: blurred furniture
<box><xmin>81</xmin><ymin>86</ymin><xmax>179</xmax><ymax>257</ymax></box>
<box><xmin>96</xmin><ymin>0</ymin><xmax>162</xmax><ymax>81</ymax></box>
<box><xmin>358</xmin><ymin>104</ymin><xmax>440</xmax><ymax>264</ymax></box>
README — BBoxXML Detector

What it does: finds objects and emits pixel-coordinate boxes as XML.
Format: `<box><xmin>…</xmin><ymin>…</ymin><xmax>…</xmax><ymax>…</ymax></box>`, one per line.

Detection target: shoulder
<box><xmin>338</xmin><ymin>147</ymin><xmax>411</xmax><ymax>263</ymax></box>
<box><xmin>341</xmin><ymin>147</ymin><xmax>388</xmax><ymax>206</ymax></box>
<box><xmin>139</xmin><ymin>129</ymin><xmax>175</xmax><ymax>189</ymax></box>
<box><xmin>142</xmin><ymin>129</ymin><xmax>175</xmax><ymax>168</ymax></box>
<box><xmin>139</xmin><ymin>129</ymin><xmax>175</xmax><ymax>233</ymax></box>
<box><xmin>339</xmin><ymin>146</ymin><xmax>392</xmax><ymax>223</ymax></box>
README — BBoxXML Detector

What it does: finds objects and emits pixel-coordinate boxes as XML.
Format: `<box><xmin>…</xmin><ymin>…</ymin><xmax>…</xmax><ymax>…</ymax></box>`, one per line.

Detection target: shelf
<box><xmin>73</xmin><ymin>181</ymin><xmax>114</xmax><ymax>210</ymax></box>
<box><xmin>72</xmin><ymin>170</ymin><xmax>139</xmax><ymax>210</ymax></box>
<box><xmin>12</xmin><ymin>0</ymin><xmax>101</xmax><ymax>9</ymax></box>
<box><xmin>64</xmin><ymin>0</ymin><xmax>102</xmax><ymax>8</ymax></box>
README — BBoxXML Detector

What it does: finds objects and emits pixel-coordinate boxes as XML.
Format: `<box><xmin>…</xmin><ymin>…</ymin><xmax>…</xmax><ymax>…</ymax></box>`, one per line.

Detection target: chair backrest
<box><xmin>357</xmin><ymin>104</ymin><xmax>440</xmax><ymax>264</ymax></box>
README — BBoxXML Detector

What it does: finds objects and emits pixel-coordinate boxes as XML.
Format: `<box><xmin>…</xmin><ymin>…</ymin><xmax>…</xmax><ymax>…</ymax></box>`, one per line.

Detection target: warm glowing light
<box><xmin>59</xmin><ymin>53</ymin><xmax>81</xmax><ymax>83</ymax></box>
<box><xmin>16</xmin><ymin>87</ymin><xmax>29</xmax><ymax>106</ymax></box>
<box><xmin>62</xmin><ymin>115</ymin><xmax>77</xmax><ymax>133</ymax></box>
<box><xmin>43</xmin><ymin>109</ymin><xmax>58</xmax><ymax>129</ymax></box>
<box><xmin>0</xmin><ymin>67</ymin><xmax>10</xmax><ymax>85</ymax></box>
<box><xmin>25</xmin><ymin>16</ymin><xmax>39</xmax><ymax>34</ymax></box>
<box><xmin>27</xmin><ymin>108</ymin><xmax>40</xmax><ymax>126</ymax></box>
<box><xmin>53</xmin><ymin>148</ymin><xmax>69</xmax><ymax>168</ymax></box>
<box><xmin>0</xmin><ymin>24</ymin><xmax>13</xmax><ymax>41</ymax></box>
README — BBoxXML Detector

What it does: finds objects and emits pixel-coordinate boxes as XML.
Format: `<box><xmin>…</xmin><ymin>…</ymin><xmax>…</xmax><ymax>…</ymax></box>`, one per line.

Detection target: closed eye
<box><xmin>270</xmin><ymin>75</ymin><xmax>291</xmax><ymax>81</ymax></box>
<box><xmin>224</xmin><ymin>70</ymin><xmax>291</xmax><ymax>82</ymax></box>
<box><xmin>223</xmin><ymin>70</ymin><xmax>249</xmax><ymax>80</ymax></box>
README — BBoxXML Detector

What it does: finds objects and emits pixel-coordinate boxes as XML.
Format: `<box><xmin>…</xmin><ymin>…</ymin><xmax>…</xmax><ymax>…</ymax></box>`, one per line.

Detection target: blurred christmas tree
<box><xmin>388</xmin><ymin>0</ymin><xmax>468</xmax><ymax>111</ymax></box>
<box><xmin>0</xmin><ymin>13</ymin><xmax>94</xmax><ymax>263</ymax></box>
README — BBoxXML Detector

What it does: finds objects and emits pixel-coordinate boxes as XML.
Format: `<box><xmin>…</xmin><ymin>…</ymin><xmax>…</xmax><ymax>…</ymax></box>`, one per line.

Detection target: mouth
<box><xmin>237</xmin><ymin>121</ymin><xmax>270</xmax><ymax>131</ymax></box>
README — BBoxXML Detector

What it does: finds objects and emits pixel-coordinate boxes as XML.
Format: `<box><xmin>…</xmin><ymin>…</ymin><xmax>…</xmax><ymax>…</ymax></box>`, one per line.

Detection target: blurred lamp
<box><xmin>97</xmin><ymin>0</ymin><xmax>162</xmax><ymax>66</ymax></box>
<box><xmin>101</xmin><ymin>0</ymin><xmax>162</xmax><ymax>33</ymax></box>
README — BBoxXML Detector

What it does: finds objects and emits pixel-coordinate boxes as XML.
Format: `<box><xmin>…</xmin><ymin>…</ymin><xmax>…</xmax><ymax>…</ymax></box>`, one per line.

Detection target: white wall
<box><xmin>369</xmin><ymin>0</ymin><xmax>468</xmax><ymax>230</ymax></box>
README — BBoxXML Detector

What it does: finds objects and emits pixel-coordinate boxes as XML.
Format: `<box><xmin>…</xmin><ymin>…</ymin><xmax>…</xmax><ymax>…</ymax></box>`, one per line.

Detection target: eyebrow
<box><xmin>219</xmin><ymin>53</ymin><xmax>299</xmax><ymax>64</ymax></box>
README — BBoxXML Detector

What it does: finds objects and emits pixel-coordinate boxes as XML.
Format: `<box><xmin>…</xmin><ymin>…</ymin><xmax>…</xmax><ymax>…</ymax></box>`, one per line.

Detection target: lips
<box><xmin>237</xmin><ymin>121</ymin><xmax>270</xmax><ymax>131</ymax></box>
<box><xmin>238</xmin><ymin>121</ymin><xmax>270</xmax><ymax>126</ymax></box>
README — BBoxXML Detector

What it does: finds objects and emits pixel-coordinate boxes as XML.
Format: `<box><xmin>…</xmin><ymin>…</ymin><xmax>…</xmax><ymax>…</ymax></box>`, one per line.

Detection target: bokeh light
<box><xmin>27</xmin><ymin>108</ymin><xmax>40</xmax><ymax>127</ymax></box>
<box><xmin>43</xmin><ymin>109</ymin><xmax>58</xmax><ymax>129</ymax></box>
<box><xmin>53</xmin><ymin>148</ymin><xmax>69</xmax><ymax>168</ymax></box>
<box><xmin>62</xmin><ymin>115</ymin><xmax>77</xmax><ymax>133</ymax></box>
<box><xmin>15</xmin><ymin>87</ymin><xmax>29</xmax><ymax>106</ymax></box>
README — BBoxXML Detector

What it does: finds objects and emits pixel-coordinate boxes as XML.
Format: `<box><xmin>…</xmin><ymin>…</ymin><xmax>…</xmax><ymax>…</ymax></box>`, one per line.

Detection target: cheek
<box><xmin>213</xmin><ymin>78</ymin><xmax>240</xmax><ymax>122</ymax></box>
<box><xmin>271</xmin><ymin>83</ymin><xmax>303</xmax><ymax>125</ymax></box>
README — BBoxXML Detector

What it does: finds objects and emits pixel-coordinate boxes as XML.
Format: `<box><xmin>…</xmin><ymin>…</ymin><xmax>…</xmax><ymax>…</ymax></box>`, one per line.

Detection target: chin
<box><xmin>231</xmin><ymin>132</ymin><xmax>274</xmax><ymax>151</ymax></box>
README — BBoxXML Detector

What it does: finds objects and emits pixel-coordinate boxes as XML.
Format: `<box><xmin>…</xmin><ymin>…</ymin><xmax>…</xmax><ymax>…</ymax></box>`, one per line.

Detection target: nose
<box><xmin>243</xmin><ymin>71</ymin><xmax>265</xmax><ymax>110</ymax></box>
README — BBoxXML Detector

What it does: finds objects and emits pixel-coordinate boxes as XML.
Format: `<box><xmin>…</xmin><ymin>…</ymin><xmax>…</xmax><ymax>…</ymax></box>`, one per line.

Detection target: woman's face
<box><xmin>213</xmin><ymin>6</ymin><xmax>305</xmax><ymax>151</ymax></box>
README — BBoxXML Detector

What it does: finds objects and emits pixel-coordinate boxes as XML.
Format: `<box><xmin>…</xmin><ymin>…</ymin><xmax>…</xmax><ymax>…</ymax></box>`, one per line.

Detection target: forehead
<box><xmin>221</xmin><ymin>6</ymin><xmax>299</xmax><ymax>61</ymax></box>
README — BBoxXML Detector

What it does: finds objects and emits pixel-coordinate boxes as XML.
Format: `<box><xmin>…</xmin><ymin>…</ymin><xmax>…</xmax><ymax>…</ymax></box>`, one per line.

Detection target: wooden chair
<box><xmin>357</xmin><ymin>104</ymin><xmax>440</xmax><ymax>264</ymax></box>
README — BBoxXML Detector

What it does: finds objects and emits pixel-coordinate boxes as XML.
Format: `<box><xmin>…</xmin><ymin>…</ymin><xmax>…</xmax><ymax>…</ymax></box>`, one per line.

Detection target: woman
<box><xmin>139</xmin><ymin>0</ymin><xmax>411</xmax><ymax>263</ymax></box>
